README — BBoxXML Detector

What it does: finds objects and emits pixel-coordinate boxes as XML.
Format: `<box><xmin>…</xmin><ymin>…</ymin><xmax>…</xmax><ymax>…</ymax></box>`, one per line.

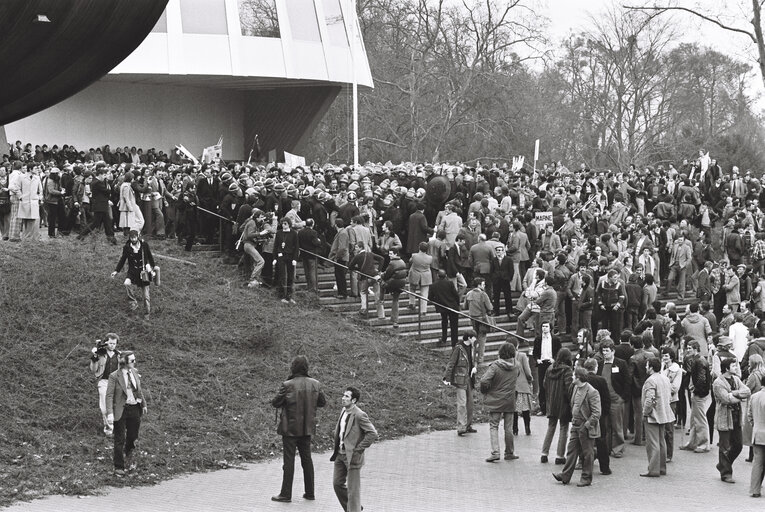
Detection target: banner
<box><xmin>534</xmin><ymin>139</ymin><xmax>540</xmax><ymax>162</ymax></box>
<box><xmin>175</xmin><ymin>144</ymin><xmax>199</xmax><ymax>165</ymax></box>
<box><xmin>534</xmin><ymin>211</ymin><xmax>553</xmax><ymax>230</ymax></box>
<box><xmin>202</xmin><ymin>136</ymin><xmax>223</xmax><ymax>163</ymax></box>
<box><xmin>284</xmin><ymin>151</ymin><xmax>306</xmax><ymax>169</ymax></box>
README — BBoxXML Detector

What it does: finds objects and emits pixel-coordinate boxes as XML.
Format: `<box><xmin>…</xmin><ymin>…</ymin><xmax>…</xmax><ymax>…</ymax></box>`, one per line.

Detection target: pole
<box><xmin>351</xmin><ymin>0</ymin><xmax>359</xmax><ymax>170</ymax></box>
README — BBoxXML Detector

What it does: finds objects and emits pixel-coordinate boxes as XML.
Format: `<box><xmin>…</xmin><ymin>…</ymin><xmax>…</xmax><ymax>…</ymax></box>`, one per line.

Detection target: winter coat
<box><xmin>642</xmin><ymin>373</ymin><xmax>676</xmax><ymax>425</ymax></box>
<box><xmin>480</xmin><ymin>358</ymin><xmax>520</xmax><ymax>412</ymax></box>
<box><xmin>681</xmin><ymin>313</ymin><xmax>712</xmax><ymax>358</ymax></box>
<box><xmin>713</xmin><ymin>375</ymin><xmax>750</xmax><ymax>432</ymax></box>
<box><xmin>16</xmin><ymin>173</ymin><xmax>42</xmax><ymax>220</ymax></box>
<box><xmin>271</xmin><ymin>374</ymin><xmax>327</xmax><ymax>437</ymax></box>
<box><xmin>662</xmin><ymin>362</ymin><xmax>682</xmax><ymax>403</ymax></box>
<box><xmin>444</xmin><ymin>343</ymin><xmax>473</xmax><ymax>390</ymax></box>
<box><xmin>544</xmin><ymin>363</ymin><xmax>573</xmax><ymax>422</ymax></box>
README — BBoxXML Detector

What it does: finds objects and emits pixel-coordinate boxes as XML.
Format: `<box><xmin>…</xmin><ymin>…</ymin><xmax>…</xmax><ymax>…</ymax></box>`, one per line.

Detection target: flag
<box><xmin>202</xmin><ymin>135</ymin><xmax>223</xmax><ymax>163</ymax></box>
<box><xmin>175</xmin><ymin>144</ymin><xmax>199</xmax><ymax>165</ymax></box>
<box><xmin>534</xmin><ymin>139</ymin><xmax>540</xmax><ymax>162</ymax></box>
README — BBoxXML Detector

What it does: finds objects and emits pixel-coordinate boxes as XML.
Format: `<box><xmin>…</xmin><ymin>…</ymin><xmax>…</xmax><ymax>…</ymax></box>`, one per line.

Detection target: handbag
<box><xmin>139</xmin><ymin>243</ymin><xmax>150</xmax><ymax>283</ymax></box>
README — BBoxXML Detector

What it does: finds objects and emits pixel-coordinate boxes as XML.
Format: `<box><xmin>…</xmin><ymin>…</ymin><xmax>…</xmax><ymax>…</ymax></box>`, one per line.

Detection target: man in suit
<box><xmin>584</xmin><ymin>358</ymin><xmax>612</xmax><ymax>475</ymax></box>
<box><xmin>640</xmin><ymin>358</ymin><xmax>675</xmax><ymax>477</ymax></box>
<box><xmin>77</xmin><ymin>166</ymin><xmax>117</xmax><ymax>244</ymax></box>
<box><xmin>331</xmin><ymin>386</ymin><xmax>378</xmax><ymax>512</ymax></box>
<box><xmin>469</xmin><ymin>233</ymin><xmax>496</xmax><ymax>300</ymax></box>
<box><xmin>270</xmin><ymin>356</ymin><xmax>327</xmax><ymax>503</ymax></box>
<box><xmin>444</xmin><ymin>331</ymin><xmax>477</xmax><ymax>435</ymax></box>
<box><xmin>748</xmin><ymin>375</ymin><xmax>765</xmax><ymax>497</ymax></box>
<box><xmin>408</xmin><ymin>241</ymin><xmax>433</xmax><ymax>314</ymax></box>
<box><xmin>533</xmin><ymin>322</ymin><xmax>561</xmax><ymax>416</ymax></box>
<box><xmin>430</xmin><ymin>270</ymin><xmax>461</xmax><ymax>347</ymax></box>
<box><xmin>195</xmin><ymin>167</ymin><xmax>220</xmax><ymax>244</ymax></box>
<box><xmin>666</xmin><ymin>232</ymin><xmax>693</xmax><ymax>299</ymax></box>
<box><xmin>445</xmin><ymin>235</ymin><xmax>469</xmax><ymax>296</ymax></box>
<box><xmin>553</xmin><ymin>366</ymin><xmax>601</xmax><ymax>487</ymax></box>
<box><xmin>106</xmin><ymin>351</ymin><xmax>148</xmax><ymax>476</ymax></box>
<box><xmin>506</xmin><ymin>221</ymin><xmax>527</xmax><ymax>291</ymax></box>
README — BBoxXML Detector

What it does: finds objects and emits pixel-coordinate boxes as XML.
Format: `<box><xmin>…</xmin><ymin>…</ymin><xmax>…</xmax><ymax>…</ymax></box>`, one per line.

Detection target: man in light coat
<box><xmin>552</xmin><ymin>366</ymin><xmax>601</xmax><ymax>487</ymax></box>
<box><xmin>407</xmin><ymin>241</ymin><xmax>433</xmax><ymax>314</ymax></box>
<box><xmin>714</xmin><ymin>358</ymin><xmax>751</xmax><ymax>483</ymax></box>
<box><xmin>16</xmin><ymin>164</ymin><xmax>43</xmax><ymax>241</ymax></box>
<box><xmin>480</xmin><ymin>342</ymin><xmax>521</xmax><ymax>462</ymax></box>
<box><xmin>640</xmin><ymin>358</ymin><xmax>675</xmax><ymax>477</ymax></box>
<box><xmin>666</xmin><ymin>233</ymin><xmax>692</xmax><ymax>299</ymax></box>
<box><xmin>748</xmin><ymin>376</ymin><xmax>765</xmax><ymax>497</ymax></box>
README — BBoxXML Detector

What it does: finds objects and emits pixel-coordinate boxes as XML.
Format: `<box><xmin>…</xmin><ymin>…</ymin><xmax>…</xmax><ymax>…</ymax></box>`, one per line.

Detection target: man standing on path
<box><xmin>331</xmin><ymin>387</ymin><xmax>378</xmax><ymax>512</ymax></box>
<box><xmin>480</xmin><ymin>342</ymin><xmax>521</xmax><ymax>462</ymax></box>
<box><xmin>640</xmin><ymin>358</ymin><xmax>675</xmax><ymax>478</ymax></box>
<box><xmin>552</xmin><ymin>366</ymin><xmax>601</xmax><ymax>487</ymax></box>
<box><xmin>597</xmin><ymin>340</ymin><xmax>629</xmax><ymax>459</ymax></box>
<box><xmin>270</xmin><ymin>356</ymin><xmax>327</xmax><ymax>503</ymax></box>
<box><xmin>443</xmin><ymin>331</ymin><xmax>478</xmax><ymax>436</ymax></box>
<box><xmin>714</xmin><ymin>358</ymin><xmax>751</xmax><ymax>484</ymax></box>
<box><xmin>680</xmin><ymin>341</ymin><xmax>712</xmax><ymax>453</ymax></box>
<box><xmin>584</xmin><ymin>358</ymin><xmax>612</xmax><ymax>475</ymax></box>
<box><xmin>748</xmin><ymin>374</ymin><xmax>765</xmax><ymax>497</ymax></box>
<box><xmin>106</xmin><ymin>351</ymin><xmax>148</xmax><ymax>477</ymax></box>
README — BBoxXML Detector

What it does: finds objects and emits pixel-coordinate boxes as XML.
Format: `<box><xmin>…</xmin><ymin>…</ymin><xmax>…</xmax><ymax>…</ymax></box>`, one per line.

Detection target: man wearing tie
<box><xmin>331</xmin><ymin>387</ymin><xmax>378</xmax><ymax>512</ymax></box>
<box><xmin>106</xmin><ymin>351</ymin><xmax>148</xmax><ymax>477</ymax></box>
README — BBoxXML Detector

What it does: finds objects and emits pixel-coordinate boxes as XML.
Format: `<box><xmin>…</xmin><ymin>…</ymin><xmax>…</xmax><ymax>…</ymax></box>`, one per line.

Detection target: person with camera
<box><xmin>106</xmin><ymin>351</ymin><xmax>148</xmax><ymax>477</ymax></box>
<box><xmin>111</xmin><ymin>229</ymin><xmax>156</xmax><ymax>319</ymax></box>
<box><xmin>89</xmin><ymin>333</ymin><xmax>120</xmax><ymax>436</ymax></box>
<box><xmin>239</xmin><ymin>208</ymin><xmax>270</xmax><ymax>287</ymax></box>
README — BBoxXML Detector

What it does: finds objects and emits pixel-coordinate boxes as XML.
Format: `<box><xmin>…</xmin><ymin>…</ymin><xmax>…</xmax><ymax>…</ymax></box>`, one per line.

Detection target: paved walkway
<box><xmin>8</xmin><ymin>417</ymin><xmax>760</xmax><ymax>512</ymax></box>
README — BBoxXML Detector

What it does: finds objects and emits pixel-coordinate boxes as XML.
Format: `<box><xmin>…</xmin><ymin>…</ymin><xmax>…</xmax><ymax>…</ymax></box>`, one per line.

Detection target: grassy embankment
<box><xmin>0</xmin><ymin>236</ymin><xmax>459</xmax><ymax>507</ymax></box>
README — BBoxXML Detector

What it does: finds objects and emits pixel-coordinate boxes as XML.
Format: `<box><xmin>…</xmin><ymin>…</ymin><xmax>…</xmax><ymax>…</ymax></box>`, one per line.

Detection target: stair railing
<box><xmin>298</xmin><ymin>248</ymin><xmax>527</xmax><ymax>344</ymax></box>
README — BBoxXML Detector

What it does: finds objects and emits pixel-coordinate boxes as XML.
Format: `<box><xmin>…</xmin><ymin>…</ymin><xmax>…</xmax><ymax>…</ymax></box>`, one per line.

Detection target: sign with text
<box><xmin>284</xmin><ymin>151</ymin><xmax>306</xmax><ymax>168</ymax></box>
<box><xmin>534</xmin><ymin>211</ymin><xmax>553</xmax><ymax>229</ymax></box>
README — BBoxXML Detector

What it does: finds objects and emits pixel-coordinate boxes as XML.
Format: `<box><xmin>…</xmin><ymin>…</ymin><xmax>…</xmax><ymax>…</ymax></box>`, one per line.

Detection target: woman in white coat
<box><xmin>16</xmin><ymin>165</ymin><xmax>43</xmax><ymax>240</ymax></box>
<box><xmin>118</xmin><ymin>172</ymin><xmax>144</xmax><ymax>234</ymax></box>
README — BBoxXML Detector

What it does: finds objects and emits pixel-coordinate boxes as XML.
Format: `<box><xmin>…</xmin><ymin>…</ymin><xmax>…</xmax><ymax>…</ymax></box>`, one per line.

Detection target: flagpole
<box><xmin>351</xmin><ymin>0</ymin><xmax>359</xmax><ymax>170</ymax></box>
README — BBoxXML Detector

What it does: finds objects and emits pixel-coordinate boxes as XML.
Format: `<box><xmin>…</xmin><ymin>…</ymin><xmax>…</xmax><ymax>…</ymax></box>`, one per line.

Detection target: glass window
<box><xmin>286</xmin><ymin>0</ymin><xmax>321</xmax><ymax>42</ymax></box>
<box><xmin>238</xmin><ymin>0</ymin><xmax>280</xmax><ymax>38</ymax></box>
<box><xmin>181</xmin><ymin>0</ymin><xmax>229</xmax><ymax>35</ymax></box>
<box><xmin>151</xmin><ymin>9</ymin><xmax>168</xmax><ymax>33</ymax></box>
<box><xmin>323</xmin><ymin>0</ymin><xmax>347</xmax><ymax>46</ymax></box>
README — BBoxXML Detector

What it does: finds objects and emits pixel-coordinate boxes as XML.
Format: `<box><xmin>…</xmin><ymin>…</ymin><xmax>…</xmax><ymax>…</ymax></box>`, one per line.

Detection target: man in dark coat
<box><xmin>406</xmin><ymin>202</ymin><xmax>431</xmax><ymax>257</ymax></box>
<box><xmin>430</xmin><ymin>270</ymin><xmax>461</xmax><ymax>347</ymax></box>
<box><xmin>195</xmin><ymin>168</ymin><xmax>220</xmax><ymax>244</ymax></box>
<box><xmin>77</xmin><ymin>166</ymin><xmax>117</xmax><ymax>244</ymax></box>
<box><xmin>597</xmin><ymin>339</ymin><xmax>630</xmax><ymax>459</ymax></box>
<box><xmin>270</xmin><ymin>355</ymin><xmax>327</xmax><ymax>503</ymax></box>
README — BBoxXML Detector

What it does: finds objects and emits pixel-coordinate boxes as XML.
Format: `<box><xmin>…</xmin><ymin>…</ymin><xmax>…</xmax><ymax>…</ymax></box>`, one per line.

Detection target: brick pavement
<box><xmin>7</xmin><ymin>417</ymin><xmax>760</xmax><ymax>512</ymax></box>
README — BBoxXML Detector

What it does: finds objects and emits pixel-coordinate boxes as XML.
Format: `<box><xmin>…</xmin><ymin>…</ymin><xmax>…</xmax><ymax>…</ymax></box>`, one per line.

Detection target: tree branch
<box><xmin>623</xmin><ymin>5</ymin><xmax>757</xmax><ymax>43</ymax></box>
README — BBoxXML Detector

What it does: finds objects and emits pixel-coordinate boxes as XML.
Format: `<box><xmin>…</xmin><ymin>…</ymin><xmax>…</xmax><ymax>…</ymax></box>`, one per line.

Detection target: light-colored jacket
<box><xmin>571</xmin><ymin>382</ymin><xmax>601</xmax><ymax>439</ymax></box>
<box><xmin>662</xmin><ymin>362</ymin><xmax>682</xmax><ymax>403</ymax></box>
<box><xmin>642</xmin><ymin>372</ymin><xmax>676</xmax><ymax>424</ymax></box>
<box><xmin>16</xmin><ymin>173</ymin><xmax>42</xmax><ymax>220</ymax></box>
<box><xmin>747</xmin><ymin>389</ymin><xmax>765</xmax><ymax>445</ymax></box>
<box><xmin>713</xmin><ymin>374</ymin><xmax>751</xmax><ymax>432</ymax></box>
<box><xmin>408</xmin><ymin>251</ymin><xmax>433</xmax><ymax>286</ymax></box>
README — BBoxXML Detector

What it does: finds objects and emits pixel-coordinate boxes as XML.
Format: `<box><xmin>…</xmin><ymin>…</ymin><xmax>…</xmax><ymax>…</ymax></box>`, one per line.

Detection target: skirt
<box><xmin>516</xmin><ymin>392</ymin><xmax>532</xmax><ymax>412</ymax></box>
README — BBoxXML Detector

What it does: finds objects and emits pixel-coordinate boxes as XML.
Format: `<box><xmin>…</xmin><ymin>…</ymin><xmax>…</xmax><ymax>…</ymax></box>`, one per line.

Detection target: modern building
<box><xmin>3</xmin><ymin>0</ymin><xmax>373</xmax><ymax>161</ymax></box>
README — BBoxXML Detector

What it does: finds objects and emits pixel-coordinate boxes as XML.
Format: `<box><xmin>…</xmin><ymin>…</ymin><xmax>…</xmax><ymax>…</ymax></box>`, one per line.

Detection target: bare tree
<box><xmin>624</xmin><ymin>1</ymin><xmax>765</xmax><ymax>88</ymax></box>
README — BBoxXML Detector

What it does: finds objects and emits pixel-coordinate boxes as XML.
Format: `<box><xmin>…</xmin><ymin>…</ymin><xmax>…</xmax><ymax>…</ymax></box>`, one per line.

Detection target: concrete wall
<box><xmin>4</xmin><ymin>81</ymin><xmax>246</xmax><ymax>159</ymax></box>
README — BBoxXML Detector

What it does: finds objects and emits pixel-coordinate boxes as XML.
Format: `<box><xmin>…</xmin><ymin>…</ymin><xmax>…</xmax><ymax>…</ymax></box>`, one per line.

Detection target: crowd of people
<box><xmin>8</xmin><ymin>140</ymin><xmax>765</xmax><ymax>499</ymax></box>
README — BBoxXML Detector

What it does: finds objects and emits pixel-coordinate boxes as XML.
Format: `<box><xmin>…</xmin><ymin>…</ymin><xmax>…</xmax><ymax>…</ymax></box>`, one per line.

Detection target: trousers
<box><xmin>686</xmin><ymin>393</ymin><xmax>712</xmax><ymax>450</ymax></box>
<box><xmin>559</xmin><ymin>424</ymin><xmax>594</xmax><ymax>485</ymax></box>
<box><xmin>718</xmin><ymin>427</ymin><xmax>743</xmax><ymax>479</ymax></box>
<box><xmin>489</xmin><ymin>411</ymin><xmax>515</xmax><ymax>457</ymax></box>
<box><xmin>645</xmin><ymin>421</ymin><xmax>667</xmax><ymax>476</ymax></box>
<box><xmin>333</xmin><ymin>452</ymin><xmax>362</xmax><ymax>512</ymax></box>
<box><xmin>113</xmin><ymin>404</ymin><xmax>142</xmax><ymax>470</ymax></box>
<box><xmin>456</xmin><ymin>384</ymin><xmax>474</xmax><ymax>432</ymax></box>
<box><xmin>279</xmin><ymin>435</ymin><xmax>314</xmax><ymax>499</ymax></box>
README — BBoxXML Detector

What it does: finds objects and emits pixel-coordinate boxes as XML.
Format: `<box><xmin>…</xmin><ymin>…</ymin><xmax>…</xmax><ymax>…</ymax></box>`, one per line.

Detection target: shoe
<box><xmin>303</xmin><ymin>494</ymin><xmax>315</xmax><ymax>500</ymax></box>
<box><xmin>336</xmin><ymin>295</ymin><xmax>347</xmax><ymax>299</ymax></box>
<box><xmin>575</xmin><ymin>463</ymin><xmax>582</xmax><ymax>470</ymax></box>
<box><xmin>693</xmin><ymin>447</ymin><xmax>710</xmax><ymax>453</ymax></box>
<box><xmin>721</xmin><ymin>476</ymin><xmax>736</xmax><ymax>484</ymax></box>
<box><xmin>130</xmin><ymin>302</ymin><xmax>139</xmax><ymax>311</ymax></box>
<box><xmin>752</xmin><ymin>493</ymin><xmax>762</xmax><ymax>498</ymax></box>
<box><xmin>640</xmin><ymin>473</ymin><xmax>659</xmax><ymax>478</ymax></box>
<box><xmin>113</xmin><ymin>469</ymin><xmax>126</xmax><ymax>477</ymax></box>
<box><xmin>552</xmin><ymin>473</ymin><xmax>568</xmax><ymax>485</ymax></box>
<box><xmin>660</xmin><ymin>471</ymin><xmax>666</xmax><ymax>475</ymax></box>
<box><xmin>600</xmin><ymin>469</ymin><xmax>612</xmax><ymax>475</ymax></box>
<box><xmin>485</xmin><ymin>455</ymin><xmax>500</xmax><ymax>463</ymax></box>
<box><xmin>281</xmin><ymin>298</ymin><xmax>289</xmax><ymax>304</ymax></box>
<box><xmin>555</xmin><ymin>457</ymin><xmax>566</xmax><ymax>465</ymax></box>
<box><xmin>358</xmin><ymin>310</ymin><xmax>368</xmax><ymax>317</ymax></box>
<box><xmin>504</xmin><ymin>454</ymin><xmax>519</xmax><ymax>460</ymax></box>
<box><xmin>577</xmin><ymin>482</ymin><xmax>591</xmax><ymax>487</ymax></box>
<box><xmin>247</xmin><ymin>280</ymin><xmax>261</xmax><ymax>287</ymax></box>
<box><xmin>526</xmin><ymin>429</ymin><xmax>532</xmax><ymax>436</ymax></box>
<box><xmin>631</xmin><ymin>441</ymin><xmax>645</xmax><ymax>446</ymax></box>
<box><xmin>666</xmin><ymin>457</ymin><xmax>672</xmax><ymax>463</ymax></box>
<box><xmin>289</xmin><ymin>299</ymin><xmax>297</xmax><ymax>304</ymax></box>
<box><xmin>535</xmin><ymin>411</ymin><xmax>546</xmax><ymax>416</ymax></box>
<box><xmin>143</xmin><ymin>314</ymin><xmax>150</xmax><ymax>320</ymax></box>
<box><xmin>678</xmin><ymin>445</ymin><xmax>692</xmax><ymax>451</ymax></box>
<box><xmin>457</xmin><ymin>430</ymin><xmax>466</xmax><ymax>436</ymax></box>
<box><xmin>271</xmin><ymin>495</ymin><xmax>291</xmax><ymax>502</ymax></box>
<box><xmin>108</xmin><ymin>237</ymin><xmax>118</xmax><ymax>245</ymax></box>
<box><xmin>393</xmin><ymin>324</ymin><xmax>399</xmax><ymax>329</ymax></box>
<box><xmin>611</xmin><ymin>452</ymin><xmax>623</xmax><ymax>458</ymax></box>
<box><xmin>541</xmin><ymin>455</ymin><xmax>548</xmax><ymax>463</ymax></box>
<box><xmin>465</xmin><ymin>426</ymin><xmax>477</xmax><ymax>433</ymax></box>
<box><xmin>512</xmin><ymin>430</ymin><xmax>519</xmax><ymax>436</ymax></box>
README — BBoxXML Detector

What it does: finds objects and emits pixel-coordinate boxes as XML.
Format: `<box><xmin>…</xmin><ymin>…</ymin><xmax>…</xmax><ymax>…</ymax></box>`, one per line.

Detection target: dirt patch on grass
<box><xmin>0</xmin><ymin>237</ymin><xmax>462</xmax><ymax>507</ymax></box>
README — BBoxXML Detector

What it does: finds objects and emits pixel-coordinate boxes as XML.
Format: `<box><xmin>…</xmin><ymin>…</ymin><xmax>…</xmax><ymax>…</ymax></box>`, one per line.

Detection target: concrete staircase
<box><xmin>294</xmin><ymin>264</ymin><xmax>696</xmax><ymax>362</ymax></box>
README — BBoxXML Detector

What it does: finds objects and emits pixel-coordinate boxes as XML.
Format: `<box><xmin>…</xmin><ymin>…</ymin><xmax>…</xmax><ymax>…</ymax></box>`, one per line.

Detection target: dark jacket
<box><xmin>429</xmin><ymin>277</ymin><xmax>460</xmax><ymax>313</ymax></box>
<box><xmin>444</xmin><ymin>343</ymin><xmax>473</xmax><ymax>390</ymax></box>
<box><xmin>273</xmin><ymin>229</ymin><xmax>300</xmax><ymax>262</ymax></box>
<box><xmin>480</xmin><ymin>359</ymin><xmax>520</xmax><ymax>412</ymax></box>
<box><xmin>271</xmin><ymin>374</ymin><xmax>327</xmax><ymax>437</ymax></box>
<box><xmin>298</xmin><ymin>226</ymin><xmax>323</xmax><ymax>261</ymax></box>
<box><xmin>532</xmin><ymin>334</ymin><xmax>562</xmax><ymax>363</ymax></box>
<box><xmin>90</xmin><ymin>178</ymin><xmax>112</xmax><ymax>213</ymax></box>
<box><xmin>596</xmin><ymin>357</ymin><xmax>630</xmax><ymax>401</ymax></box>
<box><xmin>382</xmin><ymin>257</ymin><xmax>408</xmax><ymax>293</ymax></box>
<box><xmin>584</xmin><ymin>373</ymin><xmax>612</xmax><ymax>433</ymax></box>
<box><xmin>544</xmin><ymin>363</ymin><xmax>573</xmax><ymax>421</ymax></box>
<box><xmin>115</xmin><ymin>240</ymin><xmax>155</xmax><ymax>287</ymax></box>
<box><xmin>689</xmin><ymin>354</ymin><xmax>711</xmax><ymax>398</ymax></box>
<box><xmin>629</xmin><ymin>348</ymin><xmax>656</xmax><ymax>397</ymax></box>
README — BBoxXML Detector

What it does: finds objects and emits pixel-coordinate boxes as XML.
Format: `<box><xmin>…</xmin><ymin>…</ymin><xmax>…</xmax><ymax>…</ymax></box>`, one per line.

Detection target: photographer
<box><xmin>111</xmin><ymin>230</ymin><xmax>156</xmax><ymax>319</ymax></box>
<box><xmin>89</xmin><ymin>333</ymin><xmax>120</xmax><ymax>436</ymax></box>
<box><xmin>239</xmin><ymin>208</ymin><xmax>270</xmax><ymax>287</ymax></box>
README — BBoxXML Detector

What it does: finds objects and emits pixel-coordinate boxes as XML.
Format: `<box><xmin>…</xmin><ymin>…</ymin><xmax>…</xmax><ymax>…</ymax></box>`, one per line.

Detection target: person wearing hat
<box><xmin>111</xmin><ymin>230</ymin><xmax>156</xmax><ymax>319</ymax></box>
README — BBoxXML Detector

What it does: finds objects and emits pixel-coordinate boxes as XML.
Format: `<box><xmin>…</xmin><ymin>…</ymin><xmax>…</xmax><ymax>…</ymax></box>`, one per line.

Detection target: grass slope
<box><xmin>0</xmin><ymin>237</ymin><xmax>458</xmax><ymax>507</ymax></box>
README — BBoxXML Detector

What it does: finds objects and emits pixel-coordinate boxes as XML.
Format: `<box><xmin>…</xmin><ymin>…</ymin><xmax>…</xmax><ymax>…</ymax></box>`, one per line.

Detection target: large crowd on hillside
<box><xmin>4</xmin><ymin>140</ymin><xmax>765</xmax><ymax>496</ymax></box>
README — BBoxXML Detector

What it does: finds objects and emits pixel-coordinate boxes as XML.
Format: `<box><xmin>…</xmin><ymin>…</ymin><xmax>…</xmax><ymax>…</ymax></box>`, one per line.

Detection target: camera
<box><xmin>95</xmin><ymin>339</ymin><xmax>108</xmax><ymax>355</ymax></box>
